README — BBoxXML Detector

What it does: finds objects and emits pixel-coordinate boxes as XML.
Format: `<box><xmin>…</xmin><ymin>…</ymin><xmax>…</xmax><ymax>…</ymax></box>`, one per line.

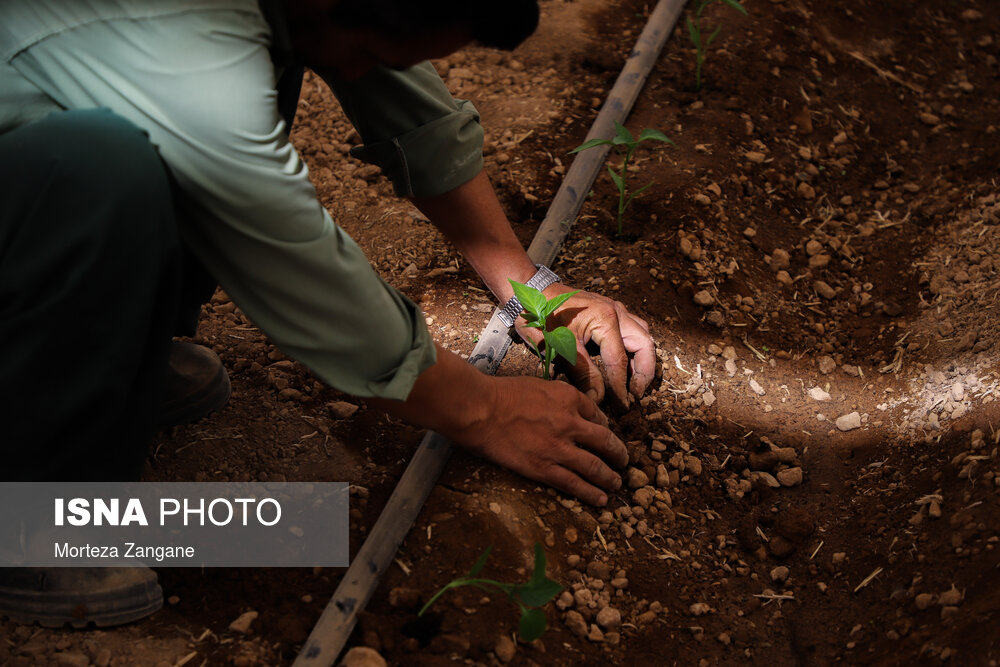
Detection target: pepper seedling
<box><xmin>571</xmin><ymin>121</ymin><xmax>674</xmax><ymax>237</ymax></box>
<box><xmin>686</xmin><ymin>0</ymin><xmax>748</xmax><ymax>91</ymax></box>
<box><xmin>508</xmin><ymin>279</ymin><xmax>579</xmax><ymax>380</ymax></box>
<box><xmin>419</xmin><ymin>543</ymin><xmax>563</xmax><ymax>641</ymax></box>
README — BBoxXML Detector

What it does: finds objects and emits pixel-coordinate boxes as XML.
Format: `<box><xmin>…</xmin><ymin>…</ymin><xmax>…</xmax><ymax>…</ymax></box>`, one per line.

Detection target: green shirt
<box><xmin>0</xmin><ymin>0</ymin><xmax>485</xmax><ymax>399</ymax></box>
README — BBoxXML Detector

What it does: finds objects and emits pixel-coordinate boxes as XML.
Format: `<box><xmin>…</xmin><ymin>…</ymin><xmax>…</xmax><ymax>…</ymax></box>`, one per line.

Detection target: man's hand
<box><xmin>456</xmin><ymin>375</ymin><xmax>629</xmax><ymax>506</ymax></box>
<box><xmin>516</xmin><ymin>284</ymin><xmax>655</xmax><ymax>409</ymax></box>
<box><xmin>369</xmin><ymin>344</ymin><xmax>628</xmax><ymax>506</ymax></box>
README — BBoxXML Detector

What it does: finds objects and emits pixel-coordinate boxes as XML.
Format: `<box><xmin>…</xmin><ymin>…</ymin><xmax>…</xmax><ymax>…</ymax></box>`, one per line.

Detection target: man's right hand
<box><xmin>456</xmin><ymin>375</ymin><xmax>629</xmax><ymax>507</ymax></box>
<box><xmin>368</xmin><ymin>344</ymin><xmax>629</xmax><ymax>506</ymax></box>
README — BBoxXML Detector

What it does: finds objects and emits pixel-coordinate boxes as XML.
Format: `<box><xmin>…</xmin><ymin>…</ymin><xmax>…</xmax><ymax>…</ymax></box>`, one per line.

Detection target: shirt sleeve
<box><xmin>316</xmin><ymin>62</ymin><xmax>485</xmax><ymax>198</ymax></box>
<box><xmin>8</xmin><ymin>7</ymin><xmax>436</xmax><ymax>399</ymax></box>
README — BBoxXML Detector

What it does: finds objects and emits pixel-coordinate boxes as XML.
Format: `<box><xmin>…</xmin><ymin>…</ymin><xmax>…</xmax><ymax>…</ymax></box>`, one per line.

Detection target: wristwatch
<box><xmin>498</xmin><ymin>264</ymin><xmax>561</xmax><ymax>327</ymax></box>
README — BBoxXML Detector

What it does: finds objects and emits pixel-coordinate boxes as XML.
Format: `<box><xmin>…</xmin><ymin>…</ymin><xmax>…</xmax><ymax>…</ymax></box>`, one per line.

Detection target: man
<box><xmin>0</xmin><ymin>0</ymin><xmax>656</xmax><ymax>626</ymax></box>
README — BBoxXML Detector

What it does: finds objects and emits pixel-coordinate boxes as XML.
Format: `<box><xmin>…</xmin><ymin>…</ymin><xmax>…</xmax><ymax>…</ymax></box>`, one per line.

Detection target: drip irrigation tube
<box><xmin>294</xmin><ymin>1</ymin><xmax>686</xmax><ymax>663</ymax></box>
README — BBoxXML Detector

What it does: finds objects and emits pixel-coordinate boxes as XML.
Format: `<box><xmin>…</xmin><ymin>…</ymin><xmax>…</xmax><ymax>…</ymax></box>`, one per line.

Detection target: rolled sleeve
<box><xmin>7</xmin><ymin>6</ymin><xmax>436</xmax><ymax>399</ymax></box>
<box><xmin>320</xmin><ymin>63</ymin><xmax>484</xmax><ymax>198</ymax></box>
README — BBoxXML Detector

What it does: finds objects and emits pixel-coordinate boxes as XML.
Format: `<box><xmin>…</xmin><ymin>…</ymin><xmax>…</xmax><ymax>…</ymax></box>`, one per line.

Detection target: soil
<box><xmin>3</xmin><ymin>0</ymin><xmax>999</xmax><ymax>665</ymax></box>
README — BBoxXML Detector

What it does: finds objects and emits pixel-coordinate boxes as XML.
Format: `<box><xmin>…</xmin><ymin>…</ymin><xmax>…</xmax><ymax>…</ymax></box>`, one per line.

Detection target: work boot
<box><xmin>158</xmin><ymin>341</ymin><xmax>231</xmax><ymax>428</ymax></box>
<box><xmin>0</xmin><ymin>567</ymin><xmax>163</xmax><ymax>628</ymax></box>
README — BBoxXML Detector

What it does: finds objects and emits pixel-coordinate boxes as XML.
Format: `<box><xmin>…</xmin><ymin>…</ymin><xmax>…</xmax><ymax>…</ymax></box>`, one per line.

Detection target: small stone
<box><xmin>702</xmin><ymin>390</ymin><xmax>716</xmax><ymax>407</ymax></box>
<box><xmin>769</xmin><ymin>248</ymin><xmax>791</xmax><ymax>271</ymax></box>
<box><xmin>746</xmin><ymin>151</ymin><xmax>767</xmax><ymax>163</ymax></box>
<box><xmin>814</xmin><ymin>280</ymin><xmax>837</xmax><ymax>299</ymax></box>
<box><xmin>919</xmin><ymin>112</ymin><xmax>940</xmax><ymax>126</ymax></box>
<box><xmin>770</xmin><ymin>566</ymin><xmax>790</xmax><ymax>583</ymax></box>
<box><xmin>725</xmin><ymin>359</ymin><xmax>738</xmax><ymax>377</ymax></box>
<box><xmin>818</xmin><ymin>356</ymin><xmax>836</xmax><ymax>374</ymax></box>
<box><xmin>229</xmin><ymin>610</ymin><xmax>259</xmax><ymax>634</ymax></box>
<box><xmin>797</xmin><ymin>181</ymin><xmax>816</xmax><ymax>199</ymax></box>
<box><xmin>626</xmin><ymin>468</ymin><xmax>650</xmax><ymax>489</ymax></box>
<box><xmin>832</xmin><ymin>552</ymin><xmax>847</xmax><ymax>566</ymax></box>
<box><xmin>564</xmin><ymin>610</ymin><xmax>588</xmax><ymax>637</ymax></box>
<box><xmin>340</xmin><ymin>646</ymin><xmax>388</xmax><ymax>667</ymax></box>
<box><xmin>167</xmin><ymin>595</ymin><xmax>180</xmax><ymax>605</ymax></box>
<box><xmin>938</xmin><ymin>586</ymin><xmax>963</xmax><ymax>606</ymax></box>
<box><xmin>777</xmin><ymin>467</ymin><xmax>803</xmax><ymax>487</ymax></box>
<box><xmin>805</xmin><ymin>239</ymin><xmax>823</xmax><ymax>256</ymax></box>
<box><xmin>328</xmin><ymin>401</ymin><xmax>359</xmax><ymax>419</ymax></box>
<box><xmin>836</xmin><ymin>412</ymin><xmax>862</xmax><ymax>431</ymax></box>
<box><xmin>694</xmin><ymin>290</ymin><xmax>715</xmax><ymax>306</ymax></box>
<box><xmin>54</xmin><ymin>653</ymin><xmax>90</xmax><ymax>667</ymax></box>
<box><xmin>915</xmin><ymin>593</ymin><xmax>934</xmax><ymax>610</ymax></box>
<box><xmin>689</xmin><ymin>602</ymin><xmax>711</xmax><ymax>616</ymax></box>
<box><xmin>808</xmin><ymin>387</ymin><xmax>831</xmax><ymax>401</ymax></box>
<box><xmin>775</xmin><ymin>270</ymin><xmax>793</xmax><ymax>286</ymax></box>
<box><xmin>94</xmin><ymin>649</ymin><xmax>113</xmax><ymax>667</ymax></box>
<box><xmin>494</xmin><ymin>636</ymin><xmax>516</xmax><ymax>663</ymax></box>
<box><xmin>752</xmin><ymin>471</ymin><xmax>781</xmax><ymax>488</ymax></box>
<box><xmin>951</xmin><ymin>383</ymin><xmax>965</xmax><ymax>401</ymax></box>
<box><xmin>633</xmin><ymin>487</ymin><xmax>654</xmax><ymax>509</ymax></box>
<box><xmin>587</xmin><ymin>624</ymin><xmax>605</xmax><ymax>642</ymax></box>
<box><xmin>596</xmin><ymin>606</ymin><xmax>622</xmax><ymax>630</ymax></box>
<box><xmin>749</xmin><ymin>379</ymin><xmax>765</xmax><ymax>396</ymax></box>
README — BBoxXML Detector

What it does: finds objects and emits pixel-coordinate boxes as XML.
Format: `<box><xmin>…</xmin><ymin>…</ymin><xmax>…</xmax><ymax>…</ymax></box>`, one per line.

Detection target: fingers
<box><xmin>588</xmin><ymin>313</ymin><xmax>632</xmax><ymax>409</ymax></box>
<box><xmin>541</xmin><ymin>464</ymin><xmax>614</xmax><ymax>507</ymax></box>
<box><xmin>571</xmin><ymin>412</ymin><xmax>629</xmax><ymax>468</ymax></box>
<box><xmin>620</xmin><ymin>314</ymin><xmax>657</xmax><ymax>397</ymax></box>
<box><xmin>558</xmin><ymin>340</ymin><xmax>605</xmax><ymax>403</ymax></box>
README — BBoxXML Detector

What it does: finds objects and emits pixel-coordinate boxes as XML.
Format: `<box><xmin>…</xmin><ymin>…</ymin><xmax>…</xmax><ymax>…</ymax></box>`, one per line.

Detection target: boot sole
<box><xmin>0</xmin><ymin>581</ymin><xmax>163</xmax><ymax>628</ymax></box>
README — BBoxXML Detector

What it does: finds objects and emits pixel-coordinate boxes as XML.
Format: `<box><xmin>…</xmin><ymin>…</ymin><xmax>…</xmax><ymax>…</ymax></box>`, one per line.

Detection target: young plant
<box><xmin>508</xmin><ymin>279</ymin><xmax>579</xmax><ymax>380</ymax></box>
<box><xmin>570</xmin><ymin>121</ymin><xmax>674</xmax><ymax>236</ymax></box>
<box><xmin>686</xmin><ymin>0</ymin><xmax>748</xmax><ymax>91</ymax></box>
<box><xmin>419</xmin><ymin>543</ymin><xmax>563</xmax><ymax>641</ymax></box>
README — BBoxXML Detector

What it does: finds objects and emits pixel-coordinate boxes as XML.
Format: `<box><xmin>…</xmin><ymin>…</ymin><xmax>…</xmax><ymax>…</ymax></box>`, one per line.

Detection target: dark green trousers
<box><xmin>0</xmin><ymin>109</ymin><xmax>183</xmax><ymax>481</ymax></box>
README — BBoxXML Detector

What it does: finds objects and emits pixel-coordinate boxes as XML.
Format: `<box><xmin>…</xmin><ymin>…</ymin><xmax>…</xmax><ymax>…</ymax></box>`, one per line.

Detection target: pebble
<box><xmin>777</xmin><ymin>467</ymin><xmax>803</xmax><ymax>487</ymax></box>
<box><xmin>340</xmin><ymin>646</ymin><xmax>387</xmax><ymax>667</ymax></box>
<box><xmin>749</xmin><ymin>379</ymin><xmax>766</xmax><ymax>396</ymax></box>
<box><xmin>627</xmin><ymin>468</ymin><xmax>650</xmax><ymax>489</ymax></box>
<box><xmin>769</xmin><ymin>248</ymin><xmax>791</xmax><ymax>271</ymax></box>
<box><xmin>836</xmin><ymin>412</ymin><xmax>862</xmax><ymax>431</ymax></box>
<box><xmin>746</xmin><ymin>151</ymin><xmax>767</xmax><ymax>163</ymax></box>
<box><xmin>587</xmin><ymin>624</ymin><xmax>605</xmax><ymax>642</ymax></box>
<box><xmin>752</xmin><ymin>471</ymin><xmax>781</xmax><ymax>488</ymax></box>
<box><xmin>808</xmin><ymin>387</ymin><xmax>831</xmax><ymax>401</ymax></box>
<box><xmin>915</xmin><ymin>593</ymin><xmax>934</xmax><ymax>610</ymax></box>
<box><xmin>818</xmin><ymin>356</ymin><xmax>837</xmax><ymax>374</ymax></box>
<box><xmin>328</xmin><ymin>401</ymin><xmax>360</xmax><ymax>419</ymax></box>
<box><xmin>564</xmin><ymin>610</ymin><xmax>588</xmax><ymax>637</ymax></box>
<box><xmin>694</xmin><ymin>290</ymin><xmax>715</xmax><ymax>306</ymax></box>
<box><xmin>938</xmin><ymin>586</ymin><xmax>963</xmax><ymax>606</ymax></box>
<box><xmin>54</xmin><ymin>653</ymin><xmax>90</xmax><ymax>667</ymax></box>
<box><xmin>229</xmin><ymin>610</ymin><xmax>259</xmax><ymax>634</ymax></box>
<box><xmin>633</xmin><ymin>487</ymin><xmax>654</xmax><ymax>509</ymax></box>
<box><xmin>814</xmin><ymin>280</ymin><xmax>837</xmax><ymax>299</ymax></box>
<box><xmin>725</xmin><ymin>359</ymin><xmax>738</xmax><ymax>377</ymax></box>
<box><xmin>494</xmin><ymin>636</ymin><xmax>516</xmax><ymax>663</ymax></box>
<box><xmin>689</xmin><ymin>602</ymin><xmax>712</xmax><ymax>616</ymax></box>
<box><xmin>596</xmin><ymin>606</ymin><xmax>622</xmax><ymax>630</ymax></box>
<box><xmin>702</xmin><ymin>390</ymin><xmax>717</xmax><ymax>407</ymax></box>
<box><xmin>770</xmin><ymin>566</ymin><xmax>790</xmax><ymax>583</ymax></box>
<box><xmin>919</xmin><ymin>112</ymin><xmax>940</xmax><ymax>126</ymax></box>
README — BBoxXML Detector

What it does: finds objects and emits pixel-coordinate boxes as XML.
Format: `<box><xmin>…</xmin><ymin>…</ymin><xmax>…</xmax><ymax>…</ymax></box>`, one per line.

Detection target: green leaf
<box><xmin>607</xmin><ymin>167</ymin><xmax>625</xmax><ymax>197</ymax></box>
<box><xmin>468</xmin><ymin>546</ymin><xmax>493</xmax><ymax>577</ymax></box>
<box><xmin>517</xmin><ymin>576</ymin><xmax>564</xmax><ymax>608</ymax></box>
<box><xmin>509</xmin><ymin>279</ymin><xmax>547</xmax><ymax>320</ymax></box>
<box><xmin>569</xmin><ymin>137</ymin><xmax>613</xmax><ymax>154</ymax></box>
<box><xmin>686</xmin><ymin>16</ymin><xmax>701</xmax><ymax>48</ymax></box>
<box><xmin>637</xmin><ymin>128</ymin><xmax>675</xmax><ymax>145</ymax></box>
<box><xmin>519</xmin><ymin>607</ymin><xmax>548</xmax><ymax>642</ymax></box>
<box><xmin>546</xmin><ymin>327</ymin><xmax>578</xmax><ymax>366</ymax></box>
<box><xmin>540</xmin><ymin>290</ymin><xmax>579</xmax><ymax>319</ymax></box>
<box><xmin>706</xmin><ymin>24</ymin><xmax>722</xmax><ymax>47</ymax></box>
<box><xmin>721</xmin><ymin>0</ymin><xmax>748</xmax><ymax>15</ymax></box>
<box><xmin>612</xmin><ymin>121</ymin><xmax>634</xmax><ymax>145</ymax></box>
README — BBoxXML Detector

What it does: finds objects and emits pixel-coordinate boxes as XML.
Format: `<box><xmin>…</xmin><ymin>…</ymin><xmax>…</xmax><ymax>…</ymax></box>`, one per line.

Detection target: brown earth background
<box><xmin>2</xmin><ymin>0</ymin><xmax>999</xmax><ymax>665</ymax></box>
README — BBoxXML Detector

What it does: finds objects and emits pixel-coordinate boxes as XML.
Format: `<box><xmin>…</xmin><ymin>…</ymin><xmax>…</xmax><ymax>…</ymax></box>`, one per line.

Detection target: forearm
<box><xmin>410</xmin><ymin>169</ymin><xmax>538</xmax><ymax>303</ymax></box>
<box><xmin>366</xmin><ymin>342</ymin><xmax>493</xmax><ymax>440</ymax></box>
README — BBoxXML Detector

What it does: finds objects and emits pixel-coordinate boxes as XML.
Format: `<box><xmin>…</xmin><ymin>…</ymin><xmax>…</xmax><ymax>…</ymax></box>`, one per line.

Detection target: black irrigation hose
<box><xmin>294</xmin><ymin>1</ymin><xmax>686</xmax><ymax>663</ymax></box>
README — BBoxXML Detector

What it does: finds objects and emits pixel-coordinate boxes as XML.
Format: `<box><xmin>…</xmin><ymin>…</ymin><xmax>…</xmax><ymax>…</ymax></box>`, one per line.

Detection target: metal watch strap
<box><xmin>497</xmin><ymin>264</ymin><xmax>560</xmax><ymax>328</ymax></box>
